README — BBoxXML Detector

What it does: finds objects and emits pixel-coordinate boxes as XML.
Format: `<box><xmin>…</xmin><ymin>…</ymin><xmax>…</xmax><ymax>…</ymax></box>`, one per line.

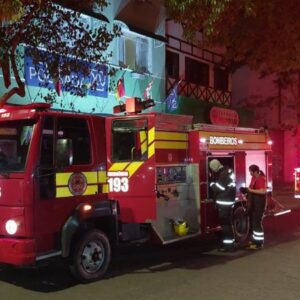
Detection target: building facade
<box><xmin>232</xmin><ymin>67</ymin><xmax>300</xmax><ymax>184</ymax></box>
<box><xmin>0</xmin><ymin>0</ymin><xmax>167</xmax><ymax>114</ymax></box>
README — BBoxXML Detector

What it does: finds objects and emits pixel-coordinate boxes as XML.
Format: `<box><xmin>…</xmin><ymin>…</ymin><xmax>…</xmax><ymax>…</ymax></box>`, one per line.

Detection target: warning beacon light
<box><xmin>113</xmin><ymin>97</ymin><xmax>155</xmax><ymax>114</ymax></box>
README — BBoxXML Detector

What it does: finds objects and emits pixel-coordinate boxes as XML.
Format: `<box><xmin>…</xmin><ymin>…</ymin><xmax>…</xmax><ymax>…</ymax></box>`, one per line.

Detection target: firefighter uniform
<box><xmin>209</xmin><ymin>159</ymin><xmax>236</xmax><ymax>251</ymax></box>
<box><xmin>248</xmin><ymin>171</ymin><xmax>266</xmax><ymax>248</ymax></box>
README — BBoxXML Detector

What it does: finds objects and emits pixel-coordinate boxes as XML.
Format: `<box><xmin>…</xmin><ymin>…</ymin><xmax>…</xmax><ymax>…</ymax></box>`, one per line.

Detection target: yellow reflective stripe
<box><xmin>83</xmin><ymin>172</ymin><xmax>97</xmax><ymax>184</ymax></box>
<box><xmin>141</xmin><ymin>140</ymin><xmax>147</xmax><ymax>154</ymax></box>
<box><xmin>139</xmin><ymin>130</ymin><xmax>147</xmax><ymax>143</ymax></box>
<box><xmin>148</xmin><ymin>127</ymin><xmax>155</xmax><ymax>144</ymax></box>
<box><xmin>156</xmin><ymin>132</ymin><xmax>188</xmax><ymax>141</ymax></box>
<box><xmin>56</xmin><ymin>173</ymin><xmax>72</xmax><ymax>186</ymax></box>
<box><xmin>155</xmin><ymin>141</ymin><xmax>188</xmax><ymax>149</ymax></box>
<box><xmin>56</xmin><ymin>172</ymin><xmax>98</xmax><ymax>185</ymax></box>
<box><xmin>125</xmin><ymin>161</ymin><xmax>143</xmax><ymax>177</ymax></box>
<box><xmin>56</xmin><ymin>187</ymin><xmax>72</xmax><ymax>198</ymax></box>
<box><xmin>109</xmin><ymin>162</ymin><xmax>129</xmax><ymax>171</ymax></box>
<box><xmin>98</xmin><ymin>171</ymin><xmax>107</xmax><ymax>183</ymax></box>
<box><xmin>102</xmin><ymin>184</ymin><xmax>109</xmax><ymax>193</ymax></box>
<box><xmin>148</xmin><ymin>142</ymin><xmax>155</xmax><ymax>158</ymax></box>
<box><xmin>83</xmin><ymin>185</ymin><xmax>98</xmax><ymax>195</ymax></box>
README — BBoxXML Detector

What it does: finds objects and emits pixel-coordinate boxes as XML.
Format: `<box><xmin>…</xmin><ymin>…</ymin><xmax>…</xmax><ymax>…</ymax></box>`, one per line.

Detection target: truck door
<box><xmin>35</xmin><ymin>115</ymin><xmax>95</xmax><ymax>253</ymax></box>
<box><xmin>107</xmin><ymin>117</ymin><xmax>156</xmax><ymax>223</ymax></box>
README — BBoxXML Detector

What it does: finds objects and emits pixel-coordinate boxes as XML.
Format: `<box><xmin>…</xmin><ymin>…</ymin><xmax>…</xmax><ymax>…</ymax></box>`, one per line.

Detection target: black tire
<box><xmin>233</xmin><ymin>205</ymin><xmax>249</xmax><ymax>245</ymax></box>
<box><xmin>70</xmin><ymin>229</ymin><xmax>111</xmax><ymax>283</ymax></box>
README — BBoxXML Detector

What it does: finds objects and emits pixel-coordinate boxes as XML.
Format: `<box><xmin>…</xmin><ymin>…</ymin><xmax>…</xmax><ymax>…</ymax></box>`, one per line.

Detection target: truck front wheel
<box><xmin>70</xmin><ymin>229</ymin><xmax>111</xmax><ymax>283</ymax></box>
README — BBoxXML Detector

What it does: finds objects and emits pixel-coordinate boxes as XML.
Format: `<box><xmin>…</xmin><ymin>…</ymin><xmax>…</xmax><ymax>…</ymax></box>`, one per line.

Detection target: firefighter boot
<box><xmin>245</xmin><ymin>242</ymin><xmax>263</xmax><ymax>250</ymax></box>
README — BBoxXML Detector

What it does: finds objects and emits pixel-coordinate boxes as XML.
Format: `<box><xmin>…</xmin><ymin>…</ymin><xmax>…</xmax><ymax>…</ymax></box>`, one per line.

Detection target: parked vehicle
<box><xmin>0</xmin><ymin>99</ymin><xmax>272</xmax><ymax>282</ymax></box>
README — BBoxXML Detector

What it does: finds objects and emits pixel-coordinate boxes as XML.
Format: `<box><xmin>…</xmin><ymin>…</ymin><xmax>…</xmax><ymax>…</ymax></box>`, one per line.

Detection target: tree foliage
<box><xmin>165</xmin><ymin>0</ymin><xmax>300</xmax><ymax>74</ymax></box>
<box><xmin>0</xmin><ymin>0</ymin><xmax>120</xmax><ymax>106</ymax></box>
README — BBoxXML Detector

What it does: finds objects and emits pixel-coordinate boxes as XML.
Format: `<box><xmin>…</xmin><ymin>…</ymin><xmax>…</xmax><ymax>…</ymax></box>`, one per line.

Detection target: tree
<box><xmin>165</xmin><ymin>0</ymin><xmax>300</xmax><ymax>74</ymax></box>
<box><xmin>0</xmin><ymin>0</ymin><xmax>119</xmax><ymax>106</ymax></box>
<box><xmin>0</xmin><ymin>0</ymin><xmax>39</xmax><ymax>21</ymax></box>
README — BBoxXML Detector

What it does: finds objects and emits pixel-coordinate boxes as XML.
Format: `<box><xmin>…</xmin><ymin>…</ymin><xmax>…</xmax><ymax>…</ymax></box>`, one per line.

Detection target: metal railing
<box><xmin>166</xmin><ymin>77</ymin><xmax>231</xmax><ymax>106</ymax></box>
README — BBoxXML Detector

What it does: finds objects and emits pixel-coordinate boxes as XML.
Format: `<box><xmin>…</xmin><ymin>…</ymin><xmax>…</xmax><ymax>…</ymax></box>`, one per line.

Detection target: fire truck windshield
<box><xmin>0</xmin><ymin>120</ymin><xmax>35</xmax><ymax>173</ymax></box>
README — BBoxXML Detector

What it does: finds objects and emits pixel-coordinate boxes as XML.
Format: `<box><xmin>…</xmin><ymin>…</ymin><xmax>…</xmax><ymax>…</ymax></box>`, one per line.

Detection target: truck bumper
<box><xmin>0</xmin><ymin>238</ymin><xmax>36</xmax><ymax>265</ymax></box>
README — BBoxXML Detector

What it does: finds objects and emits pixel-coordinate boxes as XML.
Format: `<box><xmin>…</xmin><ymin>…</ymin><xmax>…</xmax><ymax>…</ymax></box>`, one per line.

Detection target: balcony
<box><xmin>166</xmin><ymin>77</ymin><xmax>231</xmax><ymax>106</ymax></box>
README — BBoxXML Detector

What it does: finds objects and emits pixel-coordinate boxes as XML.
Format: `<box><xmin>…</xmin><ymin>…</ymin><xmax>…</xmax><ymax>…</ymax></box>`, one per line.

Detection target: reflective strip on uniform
<box><xmin>253</xmin><ymin>230</ymin><xmax>264</xmax><ymax>236</ymax></box>
<box><xmin>223</xmin><ymin>239</ymin><xmax>235</xmax><ymax>244</ymax></box>
<box><xmin>253</xmin><ymin>230</ymin><xmax>264</xmax><ymax>241</ymax></box>
<box><xmin>227</xmin><ymin>182</ymin><xmax>236</xmax><ymax>187</ymax></box>
<box><xmin>216</xmin><ymin>200</ymin><xmax>235</xmax><ymax>206</ymax></box>
<box><xmin>210</xmin><ymin>182</ymin><xmax>215</xmax><ymax>187</ymax></box>
<box><xmin>253</xmin><ymin>235</ymin><xmax>264</xmax><ymax>241</ymax></box>
<box><xmin>215</xmin><ymin>183</ymin><xmax>226</xmax><ymax>191</ymax></box>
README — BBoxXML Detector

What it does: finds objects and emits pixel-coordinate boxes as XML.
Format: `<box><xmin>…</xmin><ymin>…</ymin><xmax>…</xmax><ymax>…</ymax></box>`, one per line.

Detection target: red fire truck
<box><xmin>0</xmin><ymin>99</ymin><xmax>272</xmax><ymax>282</ymax></box>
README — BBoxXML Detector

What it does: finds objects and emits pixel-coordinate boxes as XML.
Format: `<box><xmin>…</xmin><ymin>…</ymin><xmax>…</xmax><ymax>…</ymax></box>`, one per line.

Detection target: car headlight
<box><xmin>5</xmin><ymin>220</ymin><xmax>18</xmax><ymax>235</ymax></box>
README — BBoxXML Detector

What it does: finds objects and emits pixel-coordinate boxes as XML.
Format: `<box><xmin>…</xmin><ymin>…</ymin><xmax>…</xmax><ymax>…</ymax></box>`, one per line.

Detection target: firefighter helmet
<box><xmin>173</xmin><ymin>219</ymin><xmax>189</xmax><ymax>236</ymax></box>
<box><xmin>209</xmin><ymin>159</ymin><xmax>223</xmax><ymax>172</ymax></box>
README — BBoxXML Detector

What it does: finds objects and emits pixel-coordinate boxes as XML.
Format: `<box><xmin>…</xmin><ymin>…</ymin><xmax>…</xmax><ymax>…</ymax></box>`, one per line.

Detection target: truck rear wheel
<box><xmin>70</xmin><ymin>229</ymin><xmax>111</xmax><ymax>283</ymax></box>
<box><xmin>233</xmin><ymin>206</ymin><xmax>249</xmax><ymax>245</ymax></box>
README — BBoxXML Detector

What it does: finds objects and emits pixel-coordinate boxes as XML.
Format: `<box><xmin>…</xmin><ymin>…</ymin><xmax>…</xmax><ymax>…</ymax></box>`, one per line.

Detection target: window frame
<box><xmin>111</xmin><ymin>118</ymin><xmax>148</xmax><ymax>162</ymax></box>
<box><xmin>185</xmin><ymin>57</ymin><xmax>209</xmax><ymax>86</ymax></box>
<box><xmin>118</xmin><ymin>29</ymin><xmax>152</xmax><ymax>73</ymax></box>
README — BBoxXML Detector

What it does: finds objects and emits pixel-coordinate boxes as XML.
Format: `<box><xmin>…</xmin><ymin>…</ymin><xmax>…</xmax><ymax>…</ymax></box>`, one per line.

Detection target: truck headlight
<box><xmin>5</xmin><ymin>220</ymin><xmax>18</xmax><ymax>235</ymax></box>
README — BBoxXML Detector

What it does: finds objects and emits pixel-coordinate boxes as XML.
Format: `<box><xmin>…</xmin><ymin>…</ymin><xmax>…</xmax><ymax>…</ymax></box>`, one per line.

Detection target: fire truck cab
<box><xmin>0</xmin><ymin>100</ymin><xmax>272</xmax><ymax>282</ymax></box>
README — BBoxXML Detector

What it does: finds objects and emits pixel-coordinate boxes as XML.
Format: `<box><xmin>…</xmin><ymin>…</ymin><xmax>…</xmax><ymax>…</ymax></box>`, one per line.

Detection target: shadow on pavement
<box><xmin>0</xmin><ymin>210</ymin><xmax>300</xmax><ymax>292</ymax></box>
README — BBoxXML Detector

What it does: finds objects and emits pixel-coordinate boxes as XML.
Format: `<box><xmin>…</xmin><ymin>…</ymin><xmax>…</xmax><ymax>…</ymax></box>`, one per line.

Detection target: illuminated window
<box><xmin>118</xmin><ymin>31</ymin><xmax>151</xmax><ymax>73</ymax></box>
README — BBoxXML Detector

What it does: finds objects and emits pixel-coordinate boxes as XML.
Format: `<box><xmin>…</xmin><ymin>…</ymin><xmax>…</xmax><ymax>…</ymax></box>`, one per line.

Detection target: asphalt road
<box><xmin>1</xmin><ymin>210</ymin><xmax>300</xmax><ymax>300</ymax></box>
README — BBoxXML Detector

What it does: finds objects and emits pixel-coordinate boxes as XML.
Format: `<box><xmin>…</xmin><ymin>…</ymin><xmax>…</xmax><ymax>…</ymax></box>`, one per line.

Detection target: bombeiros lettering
<box><xmin>209</xmin><ymin>136</ymin><xmax>238</xmax><ymax>145</ymax></box>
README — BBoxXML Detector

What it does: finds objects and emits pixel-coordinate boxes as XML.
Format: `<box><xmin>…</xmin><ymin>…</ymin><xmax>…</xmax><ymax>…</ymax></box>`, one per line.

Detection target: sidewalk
<box><xmin>272</xmin><ymin>183</ymin><xmax>300</xmax><ymax>210</ymax></box>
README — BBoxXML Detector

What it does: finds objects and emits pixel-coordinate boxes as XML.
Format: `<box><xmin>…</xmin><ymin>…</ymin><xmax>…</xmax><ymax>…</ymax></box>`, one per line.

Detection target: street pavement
<box><xmin>272</xmin><ymin>182</ymin><xmax>300</xmax><ymax>210</ymax></box>
<box><xmin>0</xmin><ymin>183</ymin><xmax>300</xmax><ymax>300</ymax></box>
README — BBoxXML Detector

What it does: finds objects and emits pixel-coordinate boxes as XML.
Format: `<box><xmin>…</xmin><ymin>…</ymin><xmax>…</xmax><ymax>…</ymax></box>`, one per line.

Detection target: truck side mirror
<box><xmin>56</xmin><ymin>138</ymin><xmax>73</xmax><ymax>168</ymax></box>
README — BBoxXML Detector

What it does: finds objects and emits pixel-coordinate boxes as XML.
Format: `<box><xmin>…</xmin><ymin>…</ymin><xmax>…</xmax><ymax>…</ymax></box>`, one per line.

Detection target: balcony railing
<box><xmin>166</xmin><ymin>77</ymin><xmax>231</xmax><ymax>106</ymax></box>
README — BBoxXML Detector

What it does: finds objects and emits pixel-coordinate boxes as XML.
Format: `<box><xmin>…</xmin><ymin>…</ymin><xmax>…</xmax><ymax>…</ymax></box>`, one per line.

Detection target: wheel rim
<box><xmin>234</xmin><ymin>210</ymin><xmax>249</xmax><ymax>240</ymax></box>
<box><xmin>235</xmin><ymin>217</ymin><xmax>246</xmax><ymax>237</ymax></box>
<box><xmin>81</xmin><ymin>240</ymin><xmax>105</xmax><ymax>274</ymax></box>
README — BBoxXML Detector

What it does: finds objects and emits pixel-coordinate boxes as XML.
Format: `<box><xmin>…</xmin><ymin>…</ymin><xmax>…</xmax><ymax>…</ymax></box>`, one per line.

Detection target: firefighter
<box><xmin>209</xmin><ymin>159</ymin><xmax>236</xmax><ymax>252</ymax></box>
<box><xmin>246</xmin><ymin>164</ymin><xmax>267</xmax><ymax>250</ymax></box>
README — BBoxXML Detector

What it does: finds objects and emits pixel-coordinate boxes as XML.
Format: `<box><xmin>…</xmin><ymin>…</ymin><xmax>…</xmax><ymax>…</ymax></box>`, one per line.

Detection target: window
<box><xmin>214</xmin><ymin>66</ymin><xmax>229</xmax><ymax>91</ymax></box>
<box><xmin>119</xmin><ymin>31</ymin><xmax>151</xmax><ymax>72</ymax></box>
<box><xmin>0</xmin><ymin>120</ymin><xmax>35</xmax><ymax>172</ymax></box>
<box><xmin>112</xmin><ymin>119</ymin><xmax>148</xmax><ymax>162</ymax></box>
<box><xmin>166</xmin><ymin>51</ymin><xmax>179</xmax><ymax>79</ymax></box>
<box><xmin>56</xmin><ymin>117</ymin><xmax>91</xmax><ymax>166</ymax></box>
<box><xmin>185</xmin><ymin>57</ymin><xmax>209</xmax><ymax>86</ymax></box>
<box><xmin>40</xmin><ymin>116</ymin><xmax>54</xmax><ymax>168</ymax></box>
<box><xmin>39</xmin><ymin>116</ymin><xmax>55</xmax><ymax>200</ymax></box>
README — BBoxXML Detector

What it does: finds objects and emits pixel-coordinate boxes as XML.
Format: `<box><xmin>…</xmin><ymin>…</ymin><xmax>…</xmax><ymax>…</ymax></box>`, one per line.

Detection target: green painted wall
<box><xmin>0</xmin><ymin>1</ymin><xmax>166</xmax><ymax>115</ymax></box>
